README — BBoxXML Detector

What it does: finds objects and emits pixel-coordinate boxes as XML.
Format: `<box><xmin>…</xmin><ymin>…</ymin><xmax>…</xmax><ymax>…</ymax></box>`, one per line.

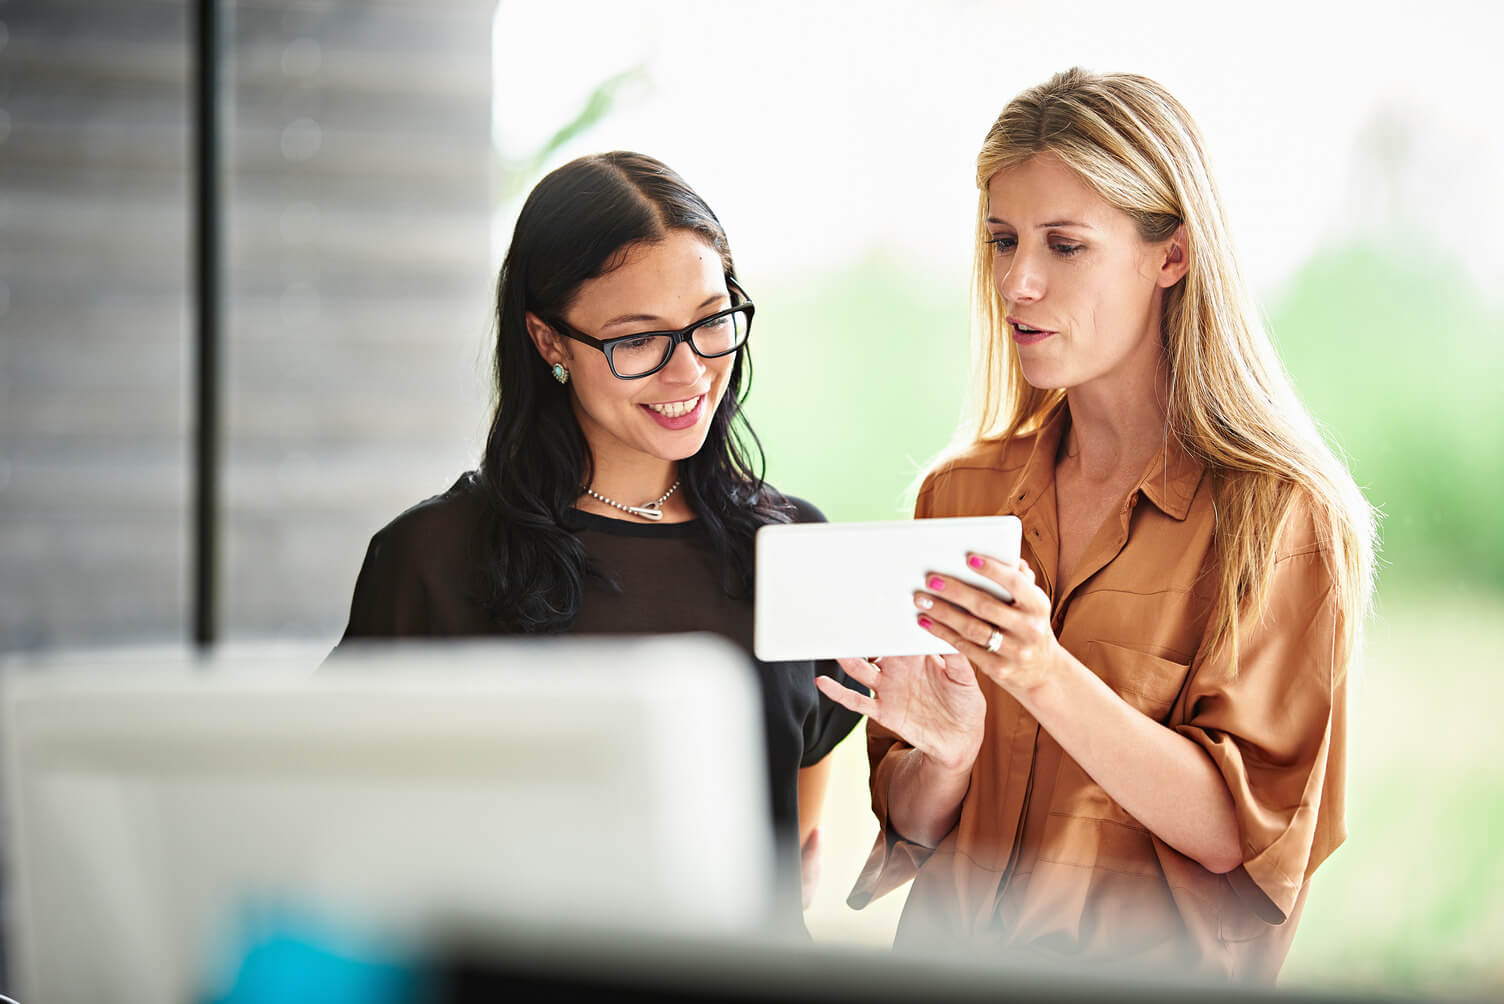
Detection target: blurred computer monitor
<box><xmin>1</xmin><ymin>635</ymin><xmax>774</xmax><ymax>1004</ymax></box>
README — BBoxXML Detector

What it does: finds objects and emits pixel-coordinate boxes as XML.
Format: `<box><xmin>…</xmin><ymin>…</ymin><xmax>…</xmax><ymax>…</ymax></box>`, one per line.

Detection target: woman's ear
<box><xmin>1157</xmin><ymin>225</ymin><xmax>1190</xmax><ymax>288</ymax></box>
<box><xmin>524</xmin><ymin>311</ymin><xmax>564</xmax><ymax>364</ymax></box>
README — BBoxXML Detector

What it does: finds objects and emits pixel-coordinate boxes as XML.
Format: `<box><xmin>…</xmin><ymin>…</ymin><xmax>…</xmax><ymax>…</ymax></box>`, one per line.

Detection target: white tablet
<box><xmin>754</xmin><ymin>515</ymin><xmax>1023</xmax><ymax>662</ymax></box>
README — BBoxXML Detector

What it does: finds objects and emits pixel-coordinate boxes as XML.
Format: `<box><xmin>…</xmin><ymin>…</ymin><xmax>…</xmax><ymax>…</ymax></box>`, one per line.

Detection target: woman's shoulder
<box><xmin>367</xmin><ymin>471</ymin><xmax>488</xmax><ymax>562</ymax></box>
<box><xmin>771</xmin><ymin>492</ymin><xmax>828</xmax><ymax>525</ymax></box>
<box><xmin>339</xmin><ymin>472</ymin><xmax>491</xmax><ymax>640</ymax></box>
<box><xmin>916</xmin><ymin>435</ymin><xmax>1034</xmax><ymax>515</ymax></box>
<box><xmin>1270</xmin><ymin>486</ymin><xmax>1336</xmax><ymax>565</ymax></box>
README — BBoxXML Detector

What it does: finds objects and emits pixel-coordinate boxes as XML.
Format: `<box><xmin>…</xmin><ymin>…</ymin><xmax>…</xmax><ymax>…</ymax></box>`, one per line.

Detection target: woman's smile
<box><xmin>642</xmin><ymin>393</ymin><xmax>706</xmax><ymax>428</ymax></box>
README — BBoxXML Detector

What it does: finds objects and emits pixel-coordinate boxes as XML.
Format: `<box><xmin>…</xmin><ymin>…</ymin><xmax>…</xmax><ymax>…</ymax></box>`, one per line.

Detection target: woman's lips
<box><xmin>1009</xmin><ymin>317</ymin><xmax>1055</xmax><ymax>346</ymax></box>
<box><xmin>641</xmin><ymin>394</ymin><xmax>705</xmax><ymax>430</ymax></box>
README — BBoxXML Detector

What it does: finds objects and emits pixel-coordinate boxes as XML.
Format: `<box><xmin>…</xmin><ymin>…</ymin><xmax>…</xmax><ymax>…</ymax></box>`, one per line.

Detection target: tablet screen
<box><xmin>754</xmin><ymin>516</ymin><xmax>1023</xmax><ymax>662</ymax></box>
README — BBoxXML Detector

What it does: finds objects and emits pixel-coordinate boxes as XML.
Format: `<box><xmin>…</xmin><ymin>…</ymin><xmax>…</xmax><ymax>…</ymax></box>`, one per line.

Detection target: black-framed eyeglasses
<box><xmin>546</xmin><ymin>278</ymin><xmax>755</xmax><ymax>380</ymax></box>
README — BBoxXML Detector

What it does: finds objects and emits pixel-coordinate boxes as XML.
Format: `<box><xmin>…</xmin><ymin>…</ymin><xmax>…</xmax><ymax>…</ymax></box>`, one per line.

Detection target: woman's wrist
<box><xmin>920</xmin><ymin>734</ymin><xmax>981</xmax><ymax>777</ymax></box>
<box><xmin>891</xmin><ymin>745</ymin><xmax>975</xmax><ymax>849</ymax></box>
<box><xmin>1008</xmin><ymin>643</ymin><xmax>1073</xmax><ymax>719</ymax></box>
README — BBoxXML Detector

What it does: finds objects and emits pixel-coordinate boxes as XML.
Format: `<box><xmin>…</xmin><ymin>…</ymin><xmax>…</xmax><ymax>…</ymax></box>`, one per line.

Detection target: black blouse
<box><xmin>335</xmin><ymin>473</ymin><xmax>864</xmax><ymax>851</ymax></box>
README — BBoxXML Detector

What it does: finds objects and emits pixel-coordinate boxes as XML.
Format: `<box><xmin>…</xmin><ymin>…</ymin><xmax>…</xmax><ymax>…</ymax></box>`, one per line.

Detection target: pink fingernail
<box><xmin>927</xmin><ymin>576</ymin><xmax>945</xmax><ymax>591</ymax></box>
<box><xmin>918</xmin><ymin>615</ymin><xmax>933</xmax><ymax>629</ymax></box>
<box><xmin>967</xmin><ymin>555</ymin><xmax>984</xmax><ymax>570</ymax></box>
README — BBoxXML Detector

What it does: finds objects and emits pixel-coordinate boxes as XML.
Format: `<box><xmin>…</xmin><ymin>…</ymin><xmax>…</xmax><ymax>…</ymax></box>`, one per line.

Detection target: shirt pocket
<box><xmin>1081</xmin><ymin>639</ymin><xmax>1190</xmax><ymax>724</ymax></box>
<box><xmin>1049</xmin><ymin>642</ymin><xmax>1192</xmax><ymax>832</ymax></box>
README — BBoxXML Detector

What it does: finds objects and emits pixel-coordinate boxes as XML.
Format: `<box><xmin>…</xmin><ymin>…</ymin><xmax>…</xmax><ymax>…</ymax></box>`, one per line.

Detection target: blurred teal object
<box><xmin>215</xmin><ymin>930</ymin><xmax>422</xmax><ymax>1004</ymax></box>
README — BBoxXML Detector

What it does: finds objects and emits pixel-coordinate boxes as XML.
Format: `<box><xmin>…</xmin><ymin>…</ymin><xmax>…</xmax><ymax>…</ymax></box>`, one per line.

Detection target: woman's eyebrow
<box><xmin>601</xmin><ymin>293</ymin><xmax>727</xmax><ymax>330</ymax></box>
<box><xmin>986</xmin><ymin>215</ymin><xmax>1096</xmax><ymax>230</ymax></box>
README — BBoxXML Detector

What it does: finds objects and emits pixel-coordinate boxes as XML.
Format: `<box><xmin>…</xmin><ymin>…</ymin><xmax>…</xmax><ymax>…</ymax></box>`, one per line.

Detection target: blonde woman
<box><xmin>817</xmin><ymin>68</ymin><xmax>1375</xmax><ymax>981</ymax></box>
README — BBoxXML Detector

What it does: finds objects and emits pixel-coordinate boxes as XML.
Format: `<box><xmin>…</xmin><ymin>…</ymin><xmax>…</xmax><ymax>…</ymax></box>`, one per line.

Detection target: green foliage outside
<box><xmin>742</xmin><ymin>257</ymin><xmax>970</xmax><ymax>522</ymax></box>
<box><xmin>1268</xmin><ymin>243</ymin><xmax>1504</xmax><ymax>592</ymax></box>
<box><xmin>492</xmin><ymin>66</ymin><xmax>648</xmax><ymax>202</ymax></box>
<box><xmin>1281</xmin><ymin>584</ymin><xmax>1504</xmax><ymax>996</ymax></box>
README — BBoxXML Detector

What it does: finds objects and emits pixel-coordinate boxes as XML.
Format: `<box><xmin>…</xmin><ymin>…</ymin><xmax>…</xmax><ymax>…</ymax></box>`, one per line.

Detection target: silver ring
<box><xmin>985</xmin><ymin>628</ymin><xmax>1004</xmax><ymax>653</ymax></box>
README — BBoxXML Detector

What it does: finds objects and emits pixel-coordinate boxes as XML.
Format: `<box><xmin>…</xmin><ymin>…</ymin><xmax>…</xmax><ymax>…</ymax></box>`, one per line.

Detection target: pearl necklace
<box><xmin>582</xmin><ymin>479</ymin><xmax>681</xmax><ymax>521</ymax></box>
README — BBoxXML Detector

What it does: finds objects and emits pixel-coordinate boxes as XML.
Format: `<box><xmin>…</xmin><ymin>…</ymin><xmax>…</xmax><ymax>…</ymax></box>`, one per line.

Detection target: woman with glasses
<box><xmin>816</xmin><ymin>69</ymin><xmax>1375</xmax><ymax>981</ymax></box>
<box><xmin>335</xmin><ymin>151</ymin><xmax>863</xmax><ymax>925</ymax></box>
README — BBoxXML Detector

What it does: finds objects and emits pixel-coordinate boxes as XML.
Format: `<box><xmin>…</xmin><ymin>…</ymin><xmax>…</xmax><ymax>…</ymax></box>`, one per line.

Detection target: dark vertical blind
<box><xmin>192</xmin><ymin>0</ymin><xmax>224</xmax><ymax>646</ymax></box>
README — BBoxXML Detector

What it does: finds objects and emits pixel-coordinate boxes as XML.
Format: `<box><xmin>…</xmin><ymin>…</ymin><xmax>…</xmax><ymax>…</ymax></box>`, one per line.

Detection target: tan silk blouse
<box><xmin>850</xmin><ymin>404</ymin><xmax>1349</xmax><ymax>982</ymax></box>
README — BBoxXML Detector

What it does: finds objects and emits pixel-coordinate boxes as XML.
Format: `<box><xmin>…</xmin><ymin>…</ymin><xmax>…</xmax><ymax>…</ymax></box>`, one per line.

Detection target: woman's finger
<box><xmin>914</xmin><ymin>583</ymin><xmax>1033</xmax><ymax>646</ymax></box>
<box><xmin>834</xmin><ymin>655</ymin><xmax>882</xmax><ymax>689</ymax></box>
<box><xmin>920</xmin><ymin>569</ymin><xmax>1019</xmax><ymax>628</ymax></box>
<box><xmin>913</xmin><ymin>594</ymin><xmax>1016</xmax><ymax>662</ymax></box>
<box><xmin>928</xmin><ymin>588</ymin><xmax>1037</xmax><ymax>642</ymax></box>
<box><xmin>917</xmin><ymin>611</ymin><xmax>994</xmax><ymax>666</ymax></box>
<box><xmin>919</xmin><ymin>596</ymin><xmax>1009</xmax><ymax>655</ymax></box>
<box><xmin>960</xmin><ymin>557</ymin><xmax>1049</xmax><ymax>617</ymax></box>
<box><xmin>959</xmin><ymin>551</ymin><xmax>1018</xmax><ymax>606</ymax></box>
<box><xmin>933</xmin><ymin>652</ymin><xmax>979</xmax><ymax>687</ymax></box>
<box><xmin>962</xmin><ymin>552</ymin><xmax>1019</xmax><ymax>601</ymax></box>
<box><xmin>815</xmin><ymin>673</ymin><xmax>880</xmax><ymax>719</ymax></box>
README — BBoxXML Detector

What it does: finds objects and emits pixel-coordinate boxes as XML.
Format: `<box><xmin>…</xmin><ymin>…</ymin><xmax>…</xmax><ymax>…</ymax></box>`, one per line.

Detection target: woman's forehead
<box><xmin>568</xmin><ymin>232</ymin><xmax>727</xmax><ymax>328</ymax></box>
<box><xmin>986</xmin><ymin>157</ymin><xmax>1124</xmax><ymax>232</ymax></box>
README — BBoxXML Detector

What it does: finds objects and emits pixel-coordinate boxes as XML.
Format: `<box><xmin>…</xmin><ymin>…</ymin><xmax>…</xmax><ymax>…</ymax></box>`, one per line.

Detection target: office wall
<box><xmin>0</xmin><ymin>0</ymin><xmax>495</xmax><ymax>651</ymax></box>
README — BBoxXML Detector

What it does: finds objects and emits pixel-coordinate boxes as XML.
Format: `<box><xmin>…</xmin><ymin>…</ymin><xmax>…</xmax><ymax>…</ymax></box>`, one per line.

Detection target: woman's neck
<box><xmin>576</xmin><ymin>453</ymin><xmax>692</xmax><ymax>522</ymax></box>
<box><xmin>1061</xmin><ymin>362</ymin><xmax>1169</xmax><ymax>484</ymax></box>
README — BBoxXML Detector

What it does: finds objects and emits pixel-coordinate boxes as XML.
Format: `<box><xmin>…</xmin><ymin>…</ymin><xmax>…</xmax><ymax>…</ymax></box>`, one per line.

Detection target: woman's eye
<box><xmin>624</xmin><ymin>337</ymin><xmax>655</xmax><ymax>350</ymax></box>
<box><xmin>701</xmin><ymin>315</ymin><xmax>730</xmax><ymax>330</ymax></box>
<box><xmin>988</xmin><ymin>235</ymin><xmax>1017</xmax><ymax>254</ymax></box>
<box><xmin>1052</xmin><ymin>242</ymin><xmax>1085</xmax><ymax>257</ymax></box>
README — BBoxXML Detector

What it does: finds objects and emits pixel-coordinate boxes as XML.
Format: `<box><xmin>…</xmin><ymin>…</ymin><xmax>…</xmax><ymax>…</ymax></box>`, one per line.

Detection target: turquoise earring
<box><xmin>551</xmin><ymin>362</ymin><xmax>569</xmax><ymax>385</ymax></box>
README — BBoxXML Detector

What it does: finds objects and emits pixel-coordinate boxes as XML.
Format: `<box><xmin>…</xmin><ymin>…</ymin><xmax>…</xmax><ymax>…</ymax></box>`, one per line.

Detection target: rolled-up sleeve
<box><xmin>847</xmin><ymin>472</ymin><xmax>951</xmax><ymax>908</ymax></box>
<box><xmin>847</xmin><ymin>719</ymin><xmax>938</xmax><ymax>908</ymax></box>
<box><xmin>1173</xmin><ymin>538</ymin><xmax>1350</xmax><ymax>922</ymax></box>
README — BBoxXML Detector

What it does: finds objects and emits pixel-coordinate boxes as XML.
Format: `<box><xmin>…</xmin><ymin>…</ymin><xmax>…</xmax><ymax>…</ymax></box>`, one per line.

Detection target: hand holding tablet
<box><xmin>753</xmin><ymin>516</ymin><xmax>1023</xmax><ymax>662</ymax></box>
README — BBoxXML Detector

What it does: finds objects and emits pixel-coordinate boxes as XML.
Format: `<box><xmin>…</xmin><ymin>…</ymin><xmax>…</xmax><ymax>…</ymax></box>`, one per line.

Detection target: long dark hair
<box><xmin>478</xmin><ymin>151</ymin><xmax>790</xmax><ymax>632</ymax></box>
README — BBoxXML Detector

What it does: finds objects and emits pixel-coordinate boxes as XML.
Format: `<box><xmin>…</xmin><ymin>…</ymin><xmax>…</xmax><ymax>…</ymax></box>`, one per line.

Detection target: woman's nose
<box><xmin>998</xmin><ymin>250</ymin><xmax>1045</xmax><ymax>304</ymax></box>
<box><xmin>659</xmin><ymin>338</ymin><xmax>705</xmax><ymax>382</ymax></box>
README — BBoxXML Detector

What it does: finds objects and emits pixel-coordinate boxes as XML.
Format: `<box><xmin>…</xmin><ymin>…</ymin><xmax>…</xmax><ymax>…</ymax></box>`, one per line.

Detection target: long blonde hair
<box><xmin>967</xmin><ymin>68</ymin><xmax>1376</xmax><ymax>668</ymax></box>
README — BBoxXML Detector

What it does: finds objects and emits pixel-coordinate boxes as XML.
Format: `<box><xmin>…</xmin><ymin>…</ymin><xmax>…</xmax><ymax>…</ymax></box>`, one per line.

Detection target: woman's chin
<box><xmin>1018</xmin><ymin>367</ymin><xmax>1065</xmax><ymax>392</ymax></box>
<box><xmin>643</xmin><ymin>398</ymin><xmax>723</xmax><ymax>460</ymax></box>
<box><xmin>657</xmin><ymin>431</ymin><xmax>714</xmax><ymax>463</ymax></box>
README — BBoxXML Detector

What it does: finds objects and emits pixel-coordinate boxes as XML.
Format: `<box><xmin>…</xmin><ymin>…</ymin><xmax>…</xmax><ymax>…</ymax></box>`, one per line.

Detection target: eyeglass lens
<box><xmin>611</xmin><ymin>309</ymin><xmax>750</xmax><ymax>377</ymax></box>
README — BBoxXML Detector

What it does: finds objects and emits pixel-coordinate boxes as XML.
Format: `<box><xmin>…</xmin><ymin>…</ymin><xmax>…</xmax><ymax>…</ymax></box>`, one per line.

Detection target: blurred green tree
<box><xmin>1269</xmin><ymin>243</ymin><xmax>1504</xmax><ymax>591</ymax></box>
